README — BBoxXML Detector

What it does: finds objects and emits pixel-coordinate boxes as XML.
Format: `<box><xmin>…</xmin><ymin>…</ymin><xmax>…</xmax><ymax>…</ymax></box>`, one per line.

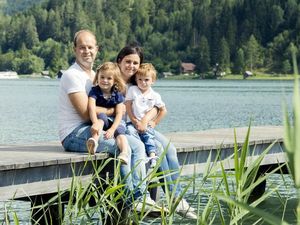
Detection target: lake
<box><xmin>0</xmin><ymin>78</ymin><xmax>294</xmax><ymax>145</ymax></box>
<box><xmin>0</xmin><ymin>78</ymin><xmax>297</xmax><ymax>224</ymax></box>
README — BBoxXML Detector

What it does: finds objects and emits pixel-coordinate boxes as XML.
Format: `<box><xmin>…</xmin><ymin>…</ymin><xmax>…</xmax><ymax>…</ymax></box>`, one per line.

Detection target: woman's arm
<box><xmin>125</xmin><ymin>100</ymin><xmax>147</xmax><ymax>132</ymax></box>
<box><xmin>149</xmin><ymin>106</ymin><xmax>167</xmax><ymax>128</ymax></box>
<box><xmin>125</xmin><ymin>100</ymin><xmax>138</xmax><ymax>125</ymax></box>
<box><xmin>139</xmin><ymin>107</ymin><xmax>158</xmax><ymax>131</ymax></box>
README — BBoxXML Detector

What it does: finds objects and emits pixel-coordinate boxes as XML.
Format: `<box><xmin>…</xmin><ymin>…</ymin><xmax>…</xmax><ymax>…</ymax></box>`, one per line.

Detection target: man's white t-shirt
<box><xmin>58</xmin><ymin>62</ymin><xmax>94</xmax><ymax>142</ymax></box>
<box><xmin>125</xmin><ymin>86</ymin><xmax>165</xmax><ymax>121</ymax></box>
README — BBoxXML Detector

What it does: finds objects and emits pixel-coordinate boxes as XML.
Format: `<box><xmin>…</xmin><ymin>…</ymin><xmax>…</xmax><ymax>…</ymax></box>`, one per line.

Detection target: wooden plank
<box><xmin>165</xmin><ymin>126</ymin><xmax>283</xmax><ymax>152</ymax></box>
<box><xmin>0</xmin><ymin>126</ymin><xmax>285</xmax><ymax>200</ymax></box>
<box><xmin>180</xmin><ymin>152</ymin><xmax>286</xmax><ymax>176</ymax></box>
<box><xmin>0</xmin><ymin>175</ymin><xmax>93</xmax><ymax>201</ymax></box>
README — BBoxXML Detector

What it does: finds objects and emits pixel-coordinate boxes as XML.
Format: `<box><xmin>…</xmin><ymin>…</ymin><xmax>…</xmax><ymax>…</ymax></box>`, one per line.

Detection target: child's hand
<box><xmin>104</xmin><ymin>128</ymin><xmax>115</xmax><ymax>139</ymax></box>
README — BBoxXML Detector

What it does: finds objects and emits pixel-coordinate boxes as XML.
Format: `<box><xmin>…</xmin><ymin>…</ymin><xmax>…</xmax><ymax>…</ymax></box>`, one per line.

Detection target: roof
<box><xmin>181</xmin><ymin>63</ymin><xmax>196</xmax><ymax>72</ymax></box>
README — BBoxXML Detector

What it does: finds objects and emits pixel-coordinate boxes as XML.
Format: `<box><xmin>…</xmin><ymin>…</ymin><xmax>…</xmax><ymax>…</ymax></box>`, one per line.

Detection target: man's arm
<box><xmin>69</xmin><ymin>91</ymin><xmax>90</xmax><ymax>121</ymax></box>
<box><xmin>96</xmin><ymin>106</ymin><xmax>115</xmax><ymax>116</ymax></box>
<box><xmin>69</xmin><ymin>91</ymin><xmax>115</xmax><ymax>120</ymax></box>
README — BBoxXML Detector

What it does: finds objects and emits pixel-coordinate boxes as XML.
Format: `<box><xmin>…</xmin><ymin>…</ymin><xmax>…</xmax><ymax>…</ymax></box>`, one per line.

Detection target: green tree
<box><xmin>13</xmin><ymin>47</ymin><xmax>44</xmax><ymax>74</ymax></box>
<box><xmin>4</xmin><ymin>16</ymin><xmax>21</xmax><ymax>51</ymax></box>
<box><xmin>22</xmin><ymin>15</ymin><xmax>39</xmax><ymax>49</ymax></box>
<box><xmin>169</xmin><ymin>0</ymin><xmax>193</xmax><ymax>50</ymax></box>
<box><xmin>153</xmin><ymin>9</ymin><xmax>169</xmax><ymax>33</ymax></box>
<box><xmin>244</xmin><ymin>34</ymin><xmax>263</xmax><ymax>71</ymax></box>
<box><xmin>267</xmin><ymin>31</ymin><xmax>291</xmax><ymax>72</ymax></box>
<box><xmin>45</xmin><ymin>9</ymin><xmax>62</xmax><ymax>41</ymax></box>
<box><xmin>31</xmin><ymin>7</ymin><xmax>48</xmax><ymax>41</ymax></box>
<box><xmin>195</xmin><ymin>35</ymin><xmax>210</xmax><ymax>73</ymax></box>
<box><xmin>270</xmin><ymin>5</ymin><xmax>284</xmax><ymax>31</ymax></box>
<box><xmin>33</xmin><ymin>38</ymin><xmax>69</xmax><ymax>73</ymax></box>
<box><xmin>218</xmin><ymin>37</ymin><xmax>230</xmax><ymax>72</ymax></box>
<box><xmin>130</xmin><ymin>0</ymin><xmax>154</xmax><ymax>43</ymax></box>
<box><xmin>0</xmin><ymin>51</ymin><xmax>15</xmax><ymax>71</ymax></box>
<box><xmin>233</xmin><ymin>48</ymin><xmax>245</xmax><ymax>74</ymax></box>
<box><xmin>282</xmin><ymin>59</ymin><xmax>292</xmax><ymax>74</ymax></box>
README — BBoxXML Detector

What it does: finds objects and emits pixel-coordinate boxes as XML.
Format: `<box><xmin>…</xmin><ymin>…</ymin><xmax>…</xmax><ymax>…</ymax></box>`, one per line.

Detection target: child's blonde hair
<box><xmin>136</xmin><ymin>63</ymin><xmax>157</xmax><ymax>81</ymax></box>
<box><xmin>94</xmin><ymin>62</ymin><xmax>126</xmax><ymax>93</ymax></box>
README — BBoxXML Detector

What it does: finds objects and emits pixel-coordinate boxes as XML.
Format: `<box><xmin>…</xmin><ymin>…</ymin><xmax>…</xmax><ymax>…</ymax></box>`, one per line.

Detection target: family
<box><xmin>58</xmin><ymin>29</ymin><xmax>196</xmax><ymax>220</ymax></box>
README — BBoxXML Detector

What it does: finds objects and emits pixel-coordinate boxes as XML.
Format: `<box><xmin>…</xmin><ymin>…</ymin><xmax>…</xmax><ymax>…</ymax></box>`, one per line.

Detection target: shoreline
<box><xmin>162</xmin><ymin>74</ymin><xmax>299</xmax><ymax>81</ymax></box>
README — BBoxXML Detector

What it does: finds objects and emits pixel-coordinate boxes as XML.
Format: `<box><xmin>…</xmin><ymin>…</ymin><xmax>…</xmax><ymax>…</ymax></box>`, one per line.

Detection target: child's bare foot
<box><xmin>86</xmin><ymin>138</ymin><xmax>98</xmax><ymax>154</ymax></box>
<box><xmin>117</xmin><ymin>152</ymin><xmax>129</xmax><ymax>164</ymax></box>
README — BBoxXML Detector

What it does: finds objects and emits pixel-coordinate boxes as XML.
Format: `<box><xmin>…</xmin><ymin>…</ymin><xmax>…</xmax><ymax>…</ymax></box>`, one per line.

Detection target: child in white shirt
<box><xmin>125</xmin><ymin>63</ymin><xmax>167</xmax><ymax>167</ymax></box>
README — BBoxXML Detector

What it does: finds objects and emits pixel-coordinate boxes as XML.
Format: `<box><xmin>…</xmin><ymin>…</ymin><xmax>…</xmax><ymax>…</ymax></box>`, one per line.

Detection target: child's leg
<box><xmin>87</xmin><ymin>121</ymin><xmax>104</xmax><ymax>154</ymax></box>
<box><xmin>139</xmin><ymin>128</ymin><xmax>157</xmax><ymax>156</ymax></box>
<box><xmin>87</xmin><ymin>114</ymin><xmax>107</xmax><ymax>154</ymax></box>
<box><xmin>116</xmin><ymin>134</ymin><xmax>129</xmax><ymax>164</ymax></box>
<box><xmin>139</xmin><ymin>128</ymin><xmax>157</xmax><ymax>167</ymax></box>
<box><xmin>114</xmin><ymin>122</ymin><xmax>128</xmax><ymax>164</ymax></box>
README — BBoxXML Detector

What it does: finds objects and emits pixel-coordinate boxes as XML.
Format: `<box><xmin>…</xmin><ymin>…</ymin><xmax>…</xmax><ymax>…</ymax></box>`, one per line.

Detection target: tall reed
<box><xmin>213</xmin><ymin>125</ymin><xmax>288</xmax><ymax>224</ymax></box>
<box><xmin>283</xmin><ymin>45</ymin><xmax>300</xmax><ymax>224</ymax></box>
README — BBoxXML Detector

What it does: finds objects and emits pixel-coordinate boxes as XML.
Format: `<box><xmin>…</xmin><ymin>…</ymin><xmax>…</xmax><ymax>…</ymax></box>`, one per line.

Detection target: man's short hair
<box><xmin>73</xmin><ymin>29</ymin><xmax>97</xmax><ymax>47</ymax></box>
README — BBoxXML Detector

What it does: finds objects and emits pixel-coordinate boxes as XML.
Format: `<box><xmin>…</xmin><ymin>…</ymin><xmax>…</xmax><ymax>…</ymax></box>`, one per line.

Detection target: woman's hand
<box><xmin>135</xmin><ymin>120</ymin><xmax>147</xmax><ymax>133</ymax></box>
<box><xmin>148</xmin><ymin>120</ymin><xmax>156</xmax><ymax>128</ymax></box>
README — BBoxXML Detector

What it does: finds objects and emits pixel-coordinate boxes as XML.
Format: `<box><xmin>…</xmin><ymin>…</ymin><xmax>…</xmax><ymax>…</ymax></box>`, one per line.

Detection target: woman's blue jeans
<box><xmin>126</xmin><ymin>125</ymin><xmax>183</xmax><ymax>198</ymax></box>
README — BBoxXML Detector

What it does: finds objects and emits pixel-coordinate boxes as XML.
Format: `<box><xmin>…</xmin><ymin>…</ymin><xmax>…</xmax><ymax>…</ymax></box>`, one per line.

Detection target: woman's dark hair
<box><xmin>116</xmin><ymin>43</ymin><xmax>144</xmax><ymax>64</ymax></box>
<box><xmin>116</xmin><ymin>43</ymin><xmax>144</xmax><ymax>84</ymax></box>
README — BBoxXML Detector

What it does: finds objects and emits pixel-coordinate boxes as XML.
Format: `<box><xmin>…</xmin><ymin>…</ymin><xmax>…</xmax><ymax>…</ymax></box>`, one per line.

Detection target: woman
<box><xmin>116</xmin><ymin>44</ymin><xmax>197</xmax><ymax>219</ymax></box>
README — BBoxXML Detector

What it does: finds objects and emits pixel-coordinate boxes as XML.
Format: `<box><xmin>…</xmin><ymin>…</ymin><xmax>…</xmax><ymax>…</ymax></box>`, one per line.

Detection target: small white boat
<box><xmin>0</xmin><ymin>71</ymin><xmax>19</xmax><ymax>79</ymax></box>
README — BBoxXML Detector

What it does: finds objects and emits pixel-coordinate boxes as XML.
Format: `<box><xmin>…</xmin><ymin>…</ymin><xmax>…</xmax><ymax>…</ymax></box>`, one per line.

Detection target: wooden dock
<box><xmin>0</xmin><ymin>126</ymin><xmax>285</xmax><ymax>201</ymax></box>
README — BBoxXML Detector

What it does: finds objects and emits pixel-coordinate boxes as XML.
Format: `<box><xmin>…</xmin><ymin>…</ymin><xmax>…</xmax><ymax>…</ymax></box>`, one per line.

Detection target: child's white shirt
<box><xmin>125</xmin><ymin>86</ymin><xmax>165</xmax><ymax>121</ymax></box>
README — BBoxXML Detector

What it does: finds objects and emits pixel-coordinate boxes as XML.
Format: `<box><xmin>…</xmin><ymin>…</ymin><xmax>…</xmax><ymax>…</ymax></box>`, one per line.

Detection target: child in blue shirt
<box><xmin>86</xmin><ymin>62</ymin><xmax>128</xmax><ymax>164</ymax></box>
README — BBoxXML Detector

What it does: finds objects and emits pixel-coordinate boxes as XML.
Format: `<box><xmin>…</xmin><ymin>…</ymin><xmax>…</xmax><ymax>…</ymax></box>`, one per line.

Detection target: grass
<box><xmin>1</xmin><ymin>134</ymin><xmax>297</xmax><ymax>224</ymax></box>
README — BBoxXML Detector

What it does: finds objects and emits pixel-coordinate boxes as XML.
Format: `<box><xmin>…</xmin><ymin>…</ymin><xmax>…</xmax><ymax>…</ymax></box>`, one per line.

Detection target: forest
<box><xmin>0</xmin><ymin>0</ymin><xmax>299</xmax><ymax>77</ymax></box>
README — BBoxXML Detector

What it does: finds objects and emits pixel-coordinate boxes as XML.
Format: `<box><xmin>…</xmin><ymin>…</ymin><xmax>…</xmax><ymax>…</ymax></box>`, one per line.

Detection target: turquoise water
<box><xmin>0</xmin><ymin>78</ymin><xmax>297</xmax><ymax>224</ymax></box>
<box><xmin>0</xmin><ymin>79</ymin><xmax>294</xmax><ymax>145</ymax></box>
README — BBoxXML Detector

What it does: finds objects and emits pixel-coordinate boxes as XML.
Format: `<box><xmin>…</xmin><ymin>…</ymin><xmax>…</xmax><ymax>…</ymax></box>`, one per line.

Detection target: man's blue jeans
<box><xmin>62</xmin><ymin>122</ymin><xmax>148</xmax><ymax>202</ymax></box>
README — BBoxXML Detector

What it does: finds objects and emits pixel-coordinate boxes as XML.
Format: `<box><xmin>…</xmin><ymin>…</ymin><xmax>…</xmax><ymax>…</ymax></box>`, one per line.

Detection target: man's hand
<box><xmin>91</xmin><ymin>122</ymin><xmax>101</xmax><ymax>136</ymax></box>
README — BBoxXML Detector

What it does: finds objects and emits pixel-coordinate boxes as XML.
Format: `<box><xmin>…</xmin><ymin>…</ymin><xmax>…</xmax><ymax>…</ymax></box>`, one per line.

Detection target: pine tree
<box><xmin>244</xmin><ymin>34</ymin><xmax>263</xmax><ymax>71</ymax></box>
<box><xmin>196</xmin><ymin>35</ymin><xmax>210</xmax><ymax>73</ymax></box>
